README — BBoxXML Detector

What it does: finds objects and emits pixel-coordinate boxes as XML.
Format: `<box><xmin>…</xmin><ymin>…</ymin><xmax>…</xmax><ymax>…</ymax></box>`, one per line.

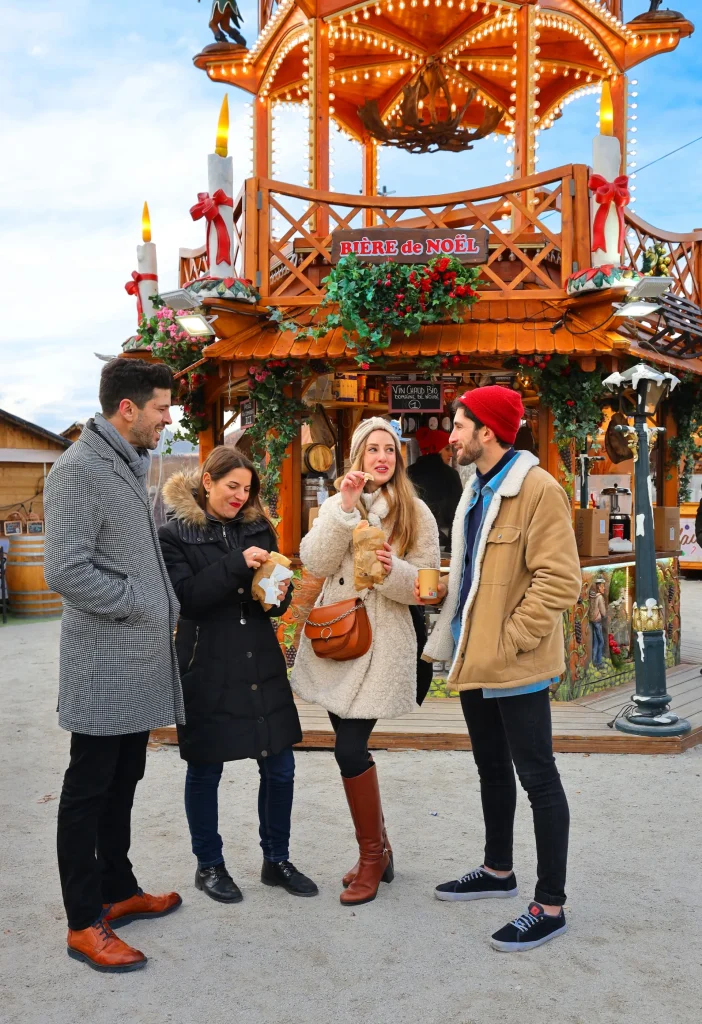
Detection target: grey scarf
<box><xmin>93</xmin><ymin>412</ymin><xmax>152</xmax><ymax>490</ymax></box>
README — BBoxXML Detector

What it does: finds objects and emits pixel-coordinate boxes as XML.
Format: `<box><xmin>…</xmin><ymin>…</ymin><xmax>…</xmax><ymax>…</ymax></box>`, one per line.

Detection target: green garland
<box><xmin>510</xmin><ymin>354</ymin><xmax>605</xmax><ymax>459</ymax></box>
<box><xmin>271</xmin><ymin>253</ymin><xmax>482</xmax><ymax>367</ymax></box>
<box><xmin>133</xmin><ymin>296</ymin><xmax>212</xmax><ymax>450</ymax></box>
<box><xmin>246</xmin><ymin>359</ymin><xmax>320</xmax><ymax>514</ymax></box>
<box><xmin>667</xmin><ymin>373</ymin><xmax>702</xmax><ymax>502</ymax></box>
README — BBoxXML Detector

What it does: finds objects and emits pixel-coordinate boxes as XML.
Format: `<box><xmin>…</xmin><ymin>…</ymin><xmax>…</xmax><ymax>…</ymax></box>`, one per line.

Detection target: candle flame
<box><xmin>599</xmin><ymin>80</ymin><xmax>614</xmax><ymax>137</ymax></box>
<box><xmin>215</xmin><ymin>95</ymin><xmax>229</xmax><ymax>157</ymax></box>
<box><xmin>141</xmin><ymin>201</ymin><xmax>151</xmax><ymax>243</ymax></box>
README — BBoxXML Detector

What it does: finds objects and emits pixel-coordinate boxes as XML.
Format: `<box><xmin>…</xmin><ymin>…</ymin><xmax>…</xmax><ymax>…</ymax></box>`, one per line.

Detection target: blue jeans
<box><xmin>184</xmin><ymin>748</ymin><xmax>295</xmax><ymax>868</ymax></box>
<box><xmin>591</xmin><ymin>621</ymin><xmax>604</xmax><ymax>666</ymax></box>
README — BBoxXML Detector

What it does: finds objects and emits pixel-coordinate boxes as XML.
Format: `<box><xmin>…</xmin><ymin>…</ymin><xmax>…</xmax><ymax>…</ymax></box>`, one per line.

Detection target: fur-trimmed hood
<box><xmin>162</xmin><ymin>470</ymin><xmax>261</xmax><ymax>528</ymax></box>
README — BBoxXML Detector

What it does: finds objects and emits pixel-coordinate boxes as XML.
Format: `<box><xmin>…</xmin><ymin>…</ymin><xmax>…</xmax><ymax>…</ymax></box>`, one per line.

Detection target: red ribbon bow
<box><xmin>589</xmin><ymin>173</ymin><xmax>630</xmax><ymax>255</ymax></box>
<box><xmin>125</xmin><ymin>270</ymin><xmax>158</xmax><ymax>320</ymax></box>
<box><xmin>189</xmin><ymin>189</ymin><xmax>234</xmax><ymax>267</ymax></box>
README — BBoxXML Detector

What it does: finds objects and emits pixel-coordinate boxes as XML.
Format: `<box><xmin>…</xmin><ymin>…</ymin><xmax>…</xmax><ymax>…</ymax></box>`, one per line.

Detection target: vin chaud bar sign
<box><xmin>331</xmin><ymin>228</ymin><xmax>489</xmax><ymax>265</ymax></box>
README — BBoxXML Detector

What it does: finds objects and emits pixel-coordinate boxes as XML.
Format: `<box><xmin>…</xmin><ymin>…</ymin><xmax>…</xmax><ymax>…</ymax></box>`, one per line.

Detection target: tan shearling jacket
<box><xmin>423</xmin><ymin>451</ymin><xmax>582</xmax><ymax>691</ymax></box>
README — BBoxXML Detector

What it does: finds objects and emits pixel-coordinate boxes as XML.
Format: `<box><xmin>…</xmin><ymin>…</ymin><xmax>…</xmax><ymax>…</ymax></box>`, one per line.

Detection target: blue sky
<box><xmin>1</xmin><ymin>0</ymin><xmax>700</xmax><ymax>433</ymax></box>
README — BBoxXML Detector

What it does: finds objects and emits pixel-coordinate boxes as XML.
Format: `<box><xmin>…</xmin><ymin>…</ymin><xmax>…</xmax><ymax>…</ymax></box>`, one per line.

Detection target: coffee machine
<box><xmin>601</xmin><ymin>484</ymin><xmax>632</xmax><ymax>543</ymax></box>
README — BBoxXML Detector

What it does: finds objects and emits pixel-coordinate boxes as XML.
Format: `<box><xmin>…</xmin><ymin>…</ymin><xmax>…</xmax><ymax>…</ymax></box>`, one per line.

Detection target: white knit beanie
<box><xmin>349</xmin><ymin>417</ymin><xmax>398</xmax><ymax>466</ymax></box>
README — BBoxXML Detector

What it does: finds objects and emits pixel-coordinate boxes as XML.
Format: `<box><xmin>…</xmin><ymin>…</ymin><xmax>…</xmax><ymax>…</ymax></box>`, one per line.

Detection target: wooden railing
<box><xmin>244</xmin><ymin>165</ymin><xmax>592</xmax><ymax>307</ymax></box>
<box><xmin>623</xmin><ymin>212</ymin><xmax>702</xmax><ymax>307</ymax></box>
<box><xmin>180</xmin><ymin>167</ymin><xmax>702</xmax><ymax>311</ymax></box>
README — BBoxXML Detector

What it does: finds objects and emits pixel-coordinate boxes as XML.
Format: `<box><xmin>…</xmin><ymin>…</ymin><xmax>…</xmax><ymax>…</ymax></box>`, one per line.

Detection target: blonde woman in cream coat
<box><xmin>292</xmin><ymin>417</ymin><xmax>439</xmax><ymax>906</ymax></box>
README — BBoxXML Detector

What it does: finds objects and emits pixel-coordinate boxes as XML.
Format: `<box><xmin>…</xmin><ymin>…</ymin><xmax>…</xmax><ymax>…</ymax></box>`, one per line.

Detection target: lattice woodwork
<box><xmin>623</xmin><ymin>211</ymin><xmax>702</xmax><ymax>306</ymax></box>
<box><xmin>639</xmin><ymin>292</ymin><xmax>702</xmax><ymax>360</ymax></box>
<box><xmin>251</xmin><ymin>166</ymin><xmax>586</xmax><ymax>307</ymax></box>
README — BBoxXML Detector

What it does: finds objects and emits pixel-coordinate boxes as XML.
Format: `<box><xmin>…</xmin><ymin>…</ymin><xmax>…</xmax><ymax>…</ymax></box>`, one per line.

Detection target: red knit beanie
<box><xmin>458</xmin><ymin>386</ymin><xmax>524</xmax><ymax>445</ymax></box>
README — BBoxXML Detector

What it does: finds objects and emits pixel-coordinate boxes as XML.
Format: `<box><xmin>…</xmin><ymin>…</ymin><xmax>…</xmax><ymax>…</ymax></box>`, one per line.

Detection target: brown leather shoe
<box><xmin>67</xmin><ymin>917</ymin><xmax>147</xmax><ymax>973</ymax></box>
<box><xmin>340</xmin><ymin>763</ymin><xmax>394</xmax><ymax>906</ymax></box>
<box><xmin>104</xmin><ymin>889</ymin><xmax>182</xmax><ymax>928</ymax></box>
<box><xmin>342</xmin><ymin>825</ymin><xmax>393</xmax><ymax>888</ymax></box>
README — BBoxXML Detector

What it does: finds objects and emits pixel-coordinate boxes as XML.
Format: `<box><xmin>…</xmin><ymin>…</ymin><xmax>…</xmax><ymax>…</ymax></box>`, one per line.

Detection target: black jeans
<box><xmin>184</xmin><ymin>749</ymin><xmax>296</xmax><ymax>868</ymax></box>
<box><xmin>328</xmin><ymin>714</ymin><xmax>377</xmax><ymax>778</ymax></box>
<box><xmin>57</xmin><ymin>731</ymin><xmax>149</xmax><ymax>931</ymax></box>
<box><xmin>459</xmin><ymin>687</ymin><xmax>570</xmax><ymax>906</ymax></box>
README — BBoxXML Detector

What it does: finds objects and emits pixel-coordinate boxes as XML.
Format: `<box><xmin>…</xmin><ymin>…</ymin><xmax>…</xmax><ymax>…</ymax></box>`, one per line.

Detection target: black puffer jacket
<box><xmin>158</xmin><ymin>472</ymin><xmax>301</xmax><ymax>764</ymax></box>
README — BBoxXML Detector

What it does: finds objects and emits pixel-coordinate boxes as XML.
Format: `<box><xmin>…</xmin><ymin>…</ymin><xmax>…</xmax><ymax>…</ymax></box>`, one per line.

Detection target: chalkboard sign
<box><xmin>389</xmin><ymin>381</ymin><xmax>443</xmax><ymax>413</ymax></box>
<box><xmin>240</xmin><ymin>399</ymin><xmax>256</xmax><ymax>428</ymax></box>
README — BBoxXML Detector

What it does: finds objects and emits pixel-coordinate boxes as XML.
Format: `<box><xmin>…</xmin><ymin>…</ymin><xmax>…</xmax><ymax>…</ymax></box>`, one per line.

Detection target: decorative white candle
<box><xmin>125</xmin><ymin>202</ymin><xmax>159</xmax><ymax>321</ymax></box>
<box><xmin>590</xmin><ymin>82</ymin><xmax>629</xmax><ymax>268</ymax></box>
<box><xmin>207</xmin><ymin>95</ymin><xmax>234</xmax><ymax>277</ymax></box>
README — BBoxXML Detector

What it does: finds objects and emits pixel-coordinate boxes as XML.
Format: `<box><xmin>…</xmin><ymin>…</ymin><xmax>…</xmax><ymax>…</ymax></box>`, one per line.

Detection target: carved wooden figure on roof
<box><xmin>199</xmin><ymin>0</ymin><xmax>246</xmax><ymax>47</ymax></box>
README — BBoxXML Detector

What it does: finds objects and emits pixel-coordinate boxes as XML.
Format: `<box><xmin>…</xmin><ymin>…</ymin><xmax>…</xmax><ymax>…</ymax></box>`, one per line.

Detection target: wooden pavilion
<box><xmin>126</xmin><ymin>0</ymin><xmax>702</xmax><ymax>730</ymax></box>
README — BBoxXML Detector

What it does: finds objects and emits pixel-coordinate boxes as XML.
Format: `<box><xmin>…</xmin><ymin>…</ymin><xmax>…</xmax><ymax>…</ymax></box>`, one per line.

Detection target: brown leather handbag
<box><xmin>304</xmin><ymin>597</ymin><xmax>372</xmax><ymax>661</ymax></box>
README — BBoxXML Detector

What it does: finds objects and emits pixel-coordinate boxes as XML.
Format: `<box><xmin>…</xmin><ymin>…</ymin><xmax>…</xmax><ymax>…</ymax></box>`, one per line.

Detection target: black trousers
<box><xmin>459</xmin><ymin>687</ymin><xmax>570</xmax><ymax>906</ymax></box>
<box><xmin>57</xmin><ymin>731</ymin><xmax>149</xmax><ymax>930</ymax></box>
<box><xmin>328</xmin><ymin>714</ymin><xmax>377</xmax><ymax>778</ymax></box>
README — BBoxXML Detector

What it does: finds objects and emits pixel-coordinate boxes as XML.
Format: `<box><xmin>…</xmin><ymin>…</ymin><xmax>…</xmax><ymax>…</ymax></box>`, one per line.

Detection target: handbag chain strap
<box><xmin>305</xmin><ymin>601</ymin><xmax>360</xmax><ymax>629</ymax></box>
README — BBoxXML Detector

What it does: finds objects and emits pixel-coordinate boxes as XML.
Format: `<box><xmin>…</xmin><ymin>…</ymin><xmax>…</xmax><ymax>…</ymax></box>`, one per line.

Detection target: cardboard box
<box><xmin>654</xmin><ymin>506</ymin><xmax>680</xmax><ymax>552</ymax></box>
<box><xmin>575</xmin><ymin>509</ymin><xmax>610</xmax><ymax>558</ymax></box>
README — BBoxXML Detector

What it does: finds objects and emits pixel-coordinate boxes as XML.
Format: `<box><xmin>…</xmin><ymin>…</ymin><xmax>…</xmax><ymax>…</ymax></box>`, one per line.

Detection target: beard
<box><xmin>455</xmin><ymin>438</ymin><xmax>484</xmax><ymax>466</ymax></box>
<box><xmin>130</xmin><ymin>414</ymin><xmax>160</xmax><ymax>451</ymax></box>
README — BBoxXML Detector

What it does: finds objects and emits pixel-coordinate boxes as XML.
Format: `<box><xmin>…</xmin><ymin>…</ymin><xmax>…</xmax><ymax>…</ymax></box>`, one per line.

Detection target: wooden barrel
<box><xmin>302</xmin><ymin>442</ymin><xmax>333</xmax><ymax>475</ymax></box>
<box><xmin>5</xmin><ymin>535</ymin><xmax>63</xmax><ymax>618</ymax></box>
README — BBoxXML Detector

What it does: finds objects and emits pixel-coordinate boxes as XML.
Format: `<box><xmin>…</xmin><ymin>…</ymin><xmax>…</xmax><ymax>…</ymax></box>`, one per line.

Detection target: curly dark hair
<box><xmin>99</xmin><ymin>358</ymin><xmax>173</xmax><ymax>417</ymax></box>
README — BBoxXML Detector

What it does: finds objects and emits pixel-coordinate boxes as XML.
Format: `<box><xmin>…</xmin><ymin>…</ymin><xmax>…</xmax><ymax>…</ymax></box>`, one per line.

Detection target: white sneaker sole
<box><xmin>490</xmin><ymin>921</ymin><xmax>568</xmax><ymax>951</ymax></box>
<box><xmin>435</xmin><ymin>887</ymin><xmax>519</xmax><ymax>902</ymax></box>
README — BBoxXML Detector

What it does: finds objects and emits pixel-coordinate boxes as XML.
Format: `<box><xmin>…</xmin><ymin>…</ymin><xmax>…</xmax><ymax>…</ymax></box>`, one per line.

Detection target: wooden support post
<box><xmin>572</xmin><ymin>163</ymin><xmax>593</xmax><ymax>275</ymax></box>
<box><xmin>662</xmin><ymin>406</ymin><xmax>680</xmax><ymax>507</ymax></box>
<box><xmin>253</xmin><ymin>97</ymin><xmax>271</xmax><ymax>179</ymax></box>
<box><xmin>362</xmin><ymin>136</ymin><xmax>377</xmax><ymax>228</ymax></box>
<box><xmin>512</xmin><ymin>3</ymin><xmax>537</xmax><ymax>232</ymax></box>
<box><xmin>308</xmin><ymin>18</ymin><xmax>330</xmax><ymax>236</ymax></box>
<box><xmin>277</xmin><ymin>384</ymin><xmax>302</xmax><ymax>557</ymax></box>
<box><xmin>611</xmin><ymin>74</ymin><xmax>628</xmax><ymax>175</ymax></box>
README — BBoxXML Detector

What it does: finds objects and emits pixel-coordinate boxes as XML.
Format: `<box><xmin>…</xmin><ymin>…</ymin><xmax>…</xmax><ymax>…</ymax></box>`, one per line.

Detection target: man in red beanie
<box><xmin>417</xmin><ymin>385</ymin><xmax>581</xmax><ymax>952</ymax></box>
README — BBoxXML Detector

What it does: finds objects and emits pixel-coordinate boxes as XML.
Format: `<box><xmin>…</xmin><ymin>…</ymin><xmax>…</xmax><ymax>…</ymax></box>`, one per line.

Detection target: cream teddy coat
<box><xmin>291</xmin><ymin>489</ymin><xmax>440</xmax><ymax>719</ymax></box>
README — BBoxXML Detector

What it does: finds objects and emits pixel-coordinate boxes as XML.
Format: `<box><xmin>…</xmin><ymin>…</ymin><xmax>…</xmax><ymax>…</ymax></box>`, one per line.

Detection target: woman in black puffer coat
<box><xmin>159</xmin><ymin>446</ymin><xmax>317</xmax><ymax>904</ymax></box>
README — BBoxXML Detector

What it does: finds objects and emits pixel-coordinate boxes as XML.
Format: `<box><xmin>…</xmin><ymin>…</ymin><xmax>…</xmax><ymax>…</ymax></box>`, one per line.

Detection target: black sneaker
<box><xmin>261</xmin><ymin>859</ymin><xmax>319</xmax><ymax>898</ymax></box>
<box><xmin>490</xmin><ymin>902</ymin><xmax>567</xmax><ymax>952</ymax></box>
<box><xmin>435</xmin><ymin>866</ymin><xmax>518</xmax><ymax>902</ymax></box>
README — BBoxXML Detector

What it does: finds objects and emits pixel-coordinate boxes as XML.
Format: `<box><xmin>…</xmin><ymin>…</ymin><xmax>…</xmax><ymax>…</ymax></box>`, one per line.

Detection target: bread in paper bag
<box><xmin>352</xmin><ymin>520</ymin><xmax>388</xmax><ymax>591</ymax></box>
<box><xmin>251</xmin><ymin>551</ymin><xmax>294</xmax><ymax>611</ymax></box>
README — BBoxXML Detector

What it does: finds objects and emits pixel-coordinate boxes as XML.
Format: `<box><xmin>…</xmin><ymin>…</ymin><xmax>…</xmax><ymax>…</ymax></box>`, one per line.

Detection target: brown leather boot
<box><xmin>342</xmin><ymin>824</ymin><xmax>393</xmax><ymax>888</ymax></box>
<box><xmin>340</xmin><ymin>763</ymin><xmax>394</xmax><ymax>906</ymax></box>
<box><xmin>67</xmin><ymin>917</ymin><xmax>147</xmax><ymax>973</ymax></box>
<box><xmin>104</xmin><ymin>889</ymin><xmax>182</xmax><ymax>928</ymax></box>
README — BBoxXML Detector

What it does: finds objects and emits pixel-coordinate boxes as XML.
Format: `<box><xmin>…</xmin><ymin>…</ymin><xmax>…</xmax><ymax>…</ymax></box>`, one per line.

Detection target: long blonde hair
<box><xmin>351</xmin><ymin>429</ymin><xmax>417</xmax><ymax>557</ymax></box>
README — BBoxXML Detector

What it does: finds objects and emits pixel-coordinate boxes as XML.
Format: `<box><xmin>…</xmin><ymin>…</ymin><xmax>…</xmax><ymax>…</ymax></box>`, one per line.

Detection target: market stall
<box><xmin>121</xmin><ymin>1</ymin><xmax>700</xmax><ymax>713</ymax></box>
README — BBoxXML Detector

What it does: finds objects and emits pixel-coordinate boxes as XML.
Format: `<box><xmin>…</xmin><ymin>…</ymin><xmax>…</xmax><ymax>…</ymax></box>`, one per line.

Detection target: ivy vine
<box><xmin>271</xmin><ymin>254</ymin><xmax>482</xmax><ymax>367</ymax></box>
<box><xmin>667</xmin><ymin>373</ymin><xmax>702</xmax><ymax>502</ymax></box>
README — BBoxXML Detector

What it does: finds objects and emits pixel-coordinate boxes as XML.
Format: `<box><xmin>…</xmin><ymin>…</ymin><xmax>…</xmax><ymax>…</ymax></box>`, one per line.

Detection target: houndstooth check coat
<box><xmin>43</xmin><ymin>424</ymin><xmax>185</xmax><ymax>736</ymax></box>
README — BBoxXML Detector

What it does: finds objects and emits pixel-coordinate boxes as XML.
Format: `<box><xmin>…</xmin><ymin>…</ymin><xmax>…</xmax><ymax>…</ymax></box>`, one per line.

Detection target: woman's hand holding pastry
<box><xmin>340</xmin><ymin>471</ymin><xmax>368</xmax><ymax>513</ymax></box>
<box><xmin>375</xmin><ymin>542</ymin><xmax>393</xmax><ymax>573</ymax></box>
<box><xmin>243</xmin><ymin>546</ymin><xmax>269</xmax><ymax>569</ymax></box>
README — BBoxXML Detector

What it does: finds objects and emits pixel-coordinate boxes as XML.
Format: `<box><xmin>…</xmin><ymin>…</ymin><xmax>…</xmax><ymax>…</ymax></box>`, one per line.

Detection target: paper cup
<box><xmin>418</xmin><ymin>568</ymin><xmax>441</xmax><ymax>601</ymax></box>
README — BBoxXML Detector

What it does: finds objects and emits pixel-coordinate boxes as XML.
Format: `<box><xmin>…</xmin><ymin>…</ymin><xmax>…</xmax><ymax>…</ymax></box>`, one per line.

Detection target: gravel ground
<box><xmin>1</xmin><ymin>616</ymin><xmax>701</xmax><ymax>1024</ymax></box>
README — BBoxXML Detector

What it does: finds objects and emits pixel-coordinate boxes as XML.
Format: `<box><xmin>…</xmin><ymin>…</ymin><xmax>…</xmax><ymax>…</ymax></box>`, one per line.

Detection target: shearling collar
<box><xmin>162</xmin><ymin>470</ymin><xmax>261</xmax><ymax>527</ymax></box>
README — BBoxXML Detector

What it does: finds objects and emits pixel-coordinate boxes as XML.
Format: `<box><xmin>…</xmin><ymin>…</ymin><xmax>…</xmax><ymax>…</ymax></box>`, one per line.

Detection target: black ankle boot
<box><xmin>261</xmin><ymin>860</ymin><xmax>319</xmax><ymax>897</ymax></box>
<box><xmin>195</xmin><ymin>863</ymin><xmax>243</xmax><ymax>904</ymax></box>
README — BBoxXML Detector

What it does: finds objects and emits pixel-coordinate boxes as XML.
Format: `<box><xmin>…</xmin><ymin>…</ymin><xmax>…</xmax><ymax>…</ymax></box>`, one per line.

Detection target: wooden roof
<box><xmin>203</xmin><ymin>301</ymin><xmax>618</xmax><ymax>363</ymax></box>
<box><xmin>0</xmin><ymin>408</ymin><xmax>72</xmax><ymax>450</ymax></box>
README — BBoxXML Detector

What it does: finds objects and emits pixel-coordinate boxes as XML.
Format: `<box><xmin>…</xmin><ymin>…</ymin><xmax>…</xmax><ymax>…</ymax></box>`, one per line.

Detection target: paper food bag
<box><xmin>251</xmin><ymin>551</ymin><xmax>294</xmax><ymax>611</ymax></box>
<box><xmin>353</xmin><ymin>521</ymin><xmax>388</xmax><ymax>591</ymax></box>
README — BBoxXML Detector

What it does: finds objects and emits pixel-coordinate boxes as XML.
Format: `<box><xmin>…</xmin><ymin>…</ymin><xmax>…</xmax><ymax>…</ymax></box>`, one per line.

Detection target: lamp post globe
<box><xmin>603</xmin><ymin>363</ymin><xmax>691</xmax><ymax>737</ymax></box>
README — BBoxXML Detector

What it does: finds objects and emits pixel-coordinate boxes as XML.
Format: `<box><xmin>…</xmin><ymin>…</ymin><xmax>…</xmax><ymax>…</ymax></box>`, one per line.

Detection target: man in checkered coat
<box><xmin>44</xmin><ymin>358</ymin><xmax>185</xmax><ymax>974</ymax></box>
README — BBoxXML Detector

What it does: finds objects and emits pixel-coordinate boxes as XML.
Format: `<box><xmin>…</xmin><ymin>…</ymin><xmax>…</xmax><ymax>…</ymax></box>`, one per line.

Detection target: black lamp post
<box><xmin>603</xmin><ymin>363</ymin><xmax>691</xmax><ymax>737</ymax></box>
